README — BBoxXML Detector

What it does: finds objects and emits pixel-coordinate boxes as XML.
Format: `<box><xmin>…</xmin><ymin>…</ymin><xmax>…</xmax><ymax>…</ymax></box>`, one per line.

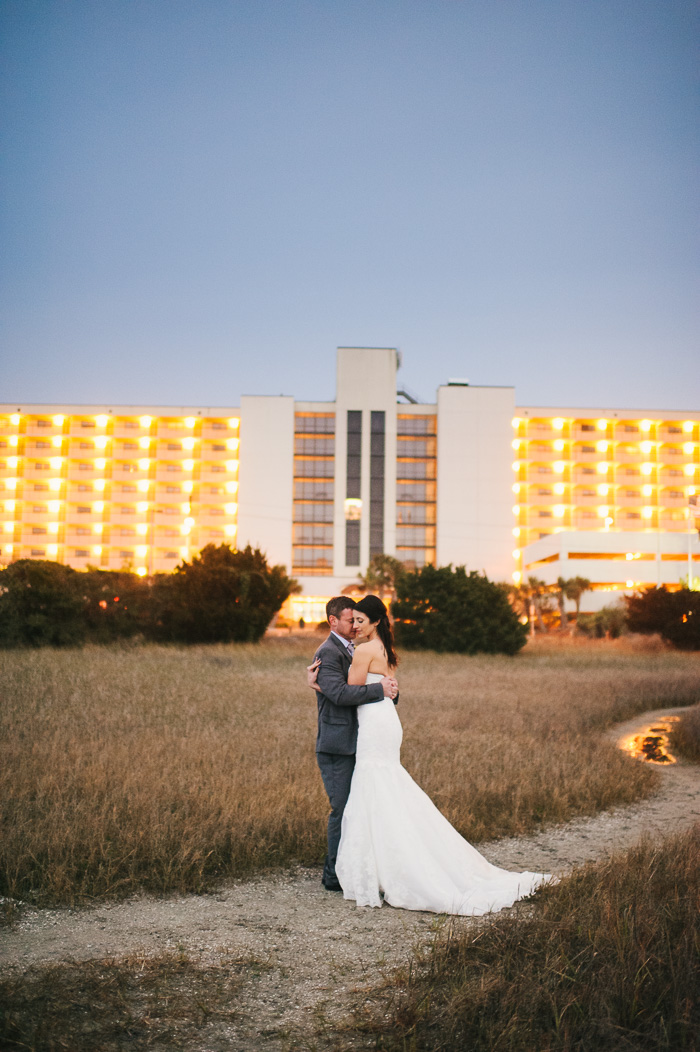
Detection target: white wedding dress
<box><xmin>335</xmin><ymin>673</ymin><xmax>554</xmax><ymax>914</ymax></box>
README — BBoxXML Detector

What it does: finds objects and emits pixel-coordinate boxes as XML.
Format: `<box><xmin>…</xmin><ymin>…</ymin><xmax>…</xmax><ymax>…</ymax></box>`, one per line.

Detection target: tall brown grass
<box><xmin>1</xmin><ymin>638</ymin><xmax>697</xmax><ymax>906</ymax></box>
<box><xmin>351</xmin><ymin>824</ymin><xmax>700</xmax><ymax>1051</ymax></box>
<box><xmin>672</xmin><ymin>704</ymin><xmax>700</xmax><ymax>763</ymax></box>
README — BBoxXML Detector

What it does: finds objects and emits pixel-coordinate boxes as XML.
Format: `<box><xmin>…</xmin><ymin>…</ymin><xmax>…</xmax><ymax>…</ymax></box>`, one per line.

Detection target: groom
<box><xmin>311</xmin><ymin>596</ymin><xmax>398</xmax><ymax>891</ymax></box>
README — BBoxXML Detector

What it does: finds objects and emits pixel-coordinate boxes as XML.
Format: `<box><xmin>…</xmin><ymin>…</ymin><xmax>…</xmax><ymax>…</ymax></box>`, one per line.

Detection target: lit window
<box><xmin>640</xmin><ymin>420</ymin><xmax>652</xmax><ymax>432</ymax></box>
<box><xmin>183</xmin><ymin>437</ymin><xmax>195</xmax><ymax>451</ymax></box>
<box><xmin>511</xmin><ymin>418</ymin><xmax>521</xmax><ymax>428</ymax></box>
<box><xmin>10</xmin><ymin>414</ymin><xmax>21</xmax><ymax>425</ymax></box>
<box><xmin>183</xmin><ymin>459</ymin><xmax>194</xmax><ymax>471</ymax></box>
<box><xmin>6</xmin><ymin>478</ymin><xmax>18</xmax><ymax>490</ymax></box>
<box><xmin>137</xmin><ymin>501</ymin><xmax>149</xmax><ymax>513</ymax></box>
<box><xmin>597</xmin><ymin>506</ymin><xmax>609</xmax><ymax>517</ymax></box>
<box><xmin>512</xmin><ymin>461</ymin><xmax>520</xmax><ymax>472</ymax></box>
<box><xmin>224</xmin><ymin>502</ymin><xmax>238</xmax><ymax>515</ymax></box>
<box><xmin>642</xmin><ymin>484</ymin><xmax>652</xmax><ymax>497</ymax></box>
<box><xmin>136</xmin><ymin>567</ymin><xmax>147</xmax><ymax>577</ymax></box>
<box><xmin>137</xmin><ymin>480</ymin><xmax>150</xmax><ymax>492</ymax></box>
<box><xmin>642</xmin><ymin>507</ymin><xmax>653</xmax><ymax>519</ymax></box>
<box><xmin>554</xmin><ymin>483</ymin><xmax>565</xmax><ymax>495</ymax></box>
<box><xmin>596</xmin><ymin>419</ymin><xmax>608</xmax><ymax>431</ymax></box>
<box><xmin>138</xmin><ymin>459</ymin><xmax>150</xmax><ymax>471</ymax></box>
<box><xmin>553</xmin><ymin>505</ymin><xmax>565</xmax><ymax>518</ymax></box>
<box><xmin>183</xmin><ymin>480</ymin><xmax>193</xmax><ymax>493</ymax></box>
<box><xmin>596</xmin><ymin>441</ymin><xmax>608</xmax><ymax>453</ymax></box>
<box><xmin>552</xmin><ymin>418</ymin><xmax>564</xmax><ymax>430</ymax></box>
<box><xmin>93</xmin><ymin>523</ymin><xmax>103</xmax><ymax>534</ymax></box>
<box><xmin>136</xmin><ymin>545</ymin><xmax>148</xmax><ymax>557</ymax></box>
<box><xmin>94</xmin><ymin>479</ymin><xmax>106</xmax><ymax>491</ymax></box>
<box><xmin>512</xmin><ymin>483</ymin><xmax>520</xmax><ymax>493</ymax></box>
<box><xmin>226</xmin><ymin>460</ymin><xmax>238</xmax><ymax>473</ymax></box>
<box><xmin>140</xmin><ymin>416</ymin><xmax>152</xmax><ymax>428</ymax></box>
<box><xmin>139</xmin><ymin>436</ymin><xmax>151</xmax><ymax>448</ymax></box>
<box><xmin>553</xmin><ymin>461</ymin><xmax>565</xmax><ymax>474</ymax></box>
<box><xmin>684</xmin><ymin>443</ymin><xmax>694</xmax><ymax>455</ymax></box>
<box><xmin>512</xmin><ymin>505</ymin><xmax>520</xmax><ymax>515</ymax></box>
<box><xmin>597</xmin><ymin>484</ymin><xmax>608</xmax><ymax>496</ymax></box>
<box><xmin>95</xmin><ymin>415</ymin><xmax>109</xmax><ymax>427</ymax></box>
<box><xmin>512</xmin><ymin>527</ymin><xmax>520</xmax><ymax>536</ymax></box>
<box><xmin>48</xmin><ymin>522</ymin><xmax>59</xmax><ymax>534</ymax></box>
<box><xmin>641</xmin><ymin>463</ymin><xmax>653</xmax><ymax>475</ymax></box>
<box><xmin>512</xmin><ymin>549</ymin><xmax>520</xmax><ymax>559</ymax></box>
<box><xmin>683</xmin><ymin>421</ymin><xmax>694</xmax><ymax>433</ymax></box>
<box><xmin>92</xmin><ymin>545</ymin><xmax>102</xmax><ymax>555</ymax></box>
<box><xmin>136</xmin><ymin>523</ymin><xmax>148</xmax><ymax>535</ymax></box>
<box><xmin>227</xmin><ymin>438</ymin><xmax>240</xmax><ymax>451</ymax></box>
<box><xmin>640</xmin><ymin>441</ymin><xmax>652</xmax><ymax>454</ymax></box>
<box><xmin>49</xmin><ymin>457</ymin><xmax>62</xmax><ymax>470</ymax></box>
<box><xmin>51</xmin><ymin>435</ymin><xmax>63</xmax><ymax>448</ymax></box>
<box><xmin>48</xmin><ymin>500</ymin><xmax>61</xmax><ymax>513</ymax></box>
<box><xmin>95</xmin><ymin>436</ymin><xmax>108</xmax><ymax>449</ymax></box>
<box><xmin>95</xmin><ymin>458</ymin><xmax>106</xmax><ymax>470</ymax></box>
<box><xmin>227</xmin><ymin>417</ymin><xmax>240</xmax><ymax>429</ymax></box>
<box><xmin>596</xmin><ymin>463</ymin><xmax>608</xmax><ymax>474</ymax></box>
<box><xmin>225</xmin><ymin>524</ymin><xmax>236</xmax><ymax>537</ymax></box>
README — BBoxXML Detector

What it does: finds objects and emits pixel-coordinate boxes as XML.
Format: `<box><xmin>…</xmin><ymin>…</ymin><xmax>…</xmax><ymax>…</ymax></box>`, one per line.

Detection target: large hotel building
<box><xmin>2</xmin><ymin>347</ymin><xmax>698</xmax><ymax>619</ymax></box>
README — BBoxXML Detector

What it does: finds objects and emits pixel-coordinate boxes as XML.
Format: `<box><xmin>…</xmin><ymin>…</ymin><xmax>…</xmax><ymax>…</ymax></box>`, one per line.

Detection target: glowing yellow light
<box><xmin>225</xmin><ymin>524</ymin><xmax>237</xmax><ymax>537</ymax></box>
<box><xmin>642</xmin><ymin>484</ymin><xmax>652</xmax><ymax>497</ymax></box>
<box><xmin>136</xmin><ymin>523</ymin><xmax>148</xmax><ymax>535</ymax></box>
<box><xmin>226</xmin><ymin>460</ymin><xmax>239</xmax><ymax>473</ymax></box>
<box><xmin>626</xmin><ymin>552</ymin><xmax>634</xmax><ymax>560</ymax></box>
<box><xmin>137</xmin><ymin>479</ymin><xmax>149</xmax><ymax>492</ymax></box>
<box><xmin>48</xmin><ymin>500</ymin><xmax>61</xmax><ymax>512</ymax></box>
<box><xmin>184</xmin><ymin>516</ymin><xmax>195</xmax><ymax>529</ymax></box>
<box><xmin>553</xmin><ymin>505</ymin><xmax>565</xmax><ymax>518</ymax></box>
<box><xmin>4</xmin><ymin>544</ymin><xmax>13</xmax><ymax>553</ymax></box>
<box><xmin>596</xmin><ymin>419</ymin><xmax>608</xmax><ymax>431</ymax></box>
<box><xmin>95</xmin><ymin>415</ymin><xmax>109</xmax><ymax>427</ymax></box>
<box><xmin>596</xmin><ymin>441</ymin><xmax>608</xmax><ymax>453</ymax></box>
<box><xmin>512</xmin><ymin>483</ymin><xmax>520</xmax><ymax>493</ymax></box>
<box><xmin>596</xmin><ymin>462</ymin><xmax>609</xmax><ymax>474</ymax></box>
<box><xmin>683</xmin><ymin>442</ymin><xmax>694</xmax><ymax>455</ymax></box>
<box><xmin>93</xmin><ymin>501</ymin><xmax>104</xmax><ymax>513</ymax></box>
<box><xmin>4</xmin><ymin>500</ymin><xmax>15</xmax><ymax>512</ymax></box>
<box><xmin>512</xmin><ymin>570</ymin><xmax>522</xmax><ymax>583</ymax></box>
<box><xmin>511</xmin><ymin>438</ymin><xmax>521</xmax><ymax>450</ymax></box>
<box><xmin>551</xmin><ymin>439</ymin><xmax>563</xmax><ymax>453</ymax></box>
<box><xmin>52</xmin><ymin>415</ymin><xmax>64</xmax><ymax>426</ymax></box>
<box><xmin>92</xmin><ymin>523</ymin><xmax>103</xmax><ymax>534</ymax></box>
<box><xmin>9</xmin><ymin>435</ymin><xmax>18</xmax><ymax>447</ymax></box>
<box><xmin>552</xmin><ymin>418</ymin><xmax>564</xmax><ymax>430</ymax></box>
<box><xmin>183</xmin><ymin>437</ymin><xmax>196</xmax><ymax>451</ymax></box>
<box><xmin>597</xmin><ymin>484</ymin><xmax>609</xmax><ymax>496</ymax></box>
<box><xmin>140</xmin><ymin>416</ymin><xmax>152</xmax><ymax>428</ymax></box>
<box><xmin>683</xmin><ymin>421</ymin><xmax>694</xmax><ymax>433</ymax></box>
<box><xmin>136</xmin><ymin>545</ymin><xmax>148</xmax><ymax>557</ymax></box>
<box><xmin>512</xmin><ymin>549</ymin><xmax>520</xmax><ymax>559</ymax></box>
<box><xmin>640</xmin><ymin>420</ymin><xmax>652</xmax><ymax>432</ymax></box>
<box><xmin>225</xmin><ymin>481</ymin><xmax>238</xmax><ymax>494</ymax></box>
<box><xmin>226</xmin><ymin>438</ymin><xmax>240</xmax><ymax>451</ymax></box>
<box><xmin>688</xmin><ymin>486</ymin><xmax>697</xmax><ymax>496</ymax></box>
<box><xmin>512</xmin><ymin>505</ymin><xmax>520</xmax><ymax>515</ymax></box>
<box><xmin>137</xmin><ymin>501</ymin><xmax>149</xmax><ymax>513</ymax></box>
<box><xmin>180</xmin><ymin>502</ymin><xmax>191</xmax><ymax>513</ymax></box>
<box><xmin>642</xmin><ymin>506</ymin><xmax>653</xmax><ymax>519</ymax></box>
<box><xmin>553</xmin><ymin>461</ymin><xmax>565</xmax><ymax>474</ymax></box>
<box><xmin>185</xmin><ymin>417</ymin><xmax>196</xmax><ymax>428</ymax></box>
<box><xmin>183</xmin><ymin>459</ymin><xmax>194</xmax><ymax>471</ymax></box>
<box><xmin>227</xmin><ymin>417</ymin><xmax>239</xmax><ymax>429</ymax></box>
<box><xmin>47</xmin><ymin>544</ymin><xmax>58</xmax><ymax>556</ymax></box>
<box><xmin>94</xmin><ymin>479</ymin><xmax>105</xmax><ymax>492</ymax></box>
<box><xmin>95</xmin><ymin>435</ymin><xmax>108</xmax><ymax>449</ymax></box>
<box><xmin>138</xmin><ymin>458</ymin><xmax>150</xmax><ymax>470</ymax></box>
<box><xmin>640</xmin><ymin>441</ymin><xmax>652</xmax><ymax>454</ymax></box>
<box><xmin>10</xmin><ymin>414</ymin><xmax>20</xmax><ymax>425</ymax></box>
<box><xmin>626</xmin><ymin>579</ymin><xmax>634</xmax><ymax>588</ymax></box>
<box><xmin>92</xmin><ymin>545</ymin><xmax>102</xmax><ymax>556</ymax></box>
<box><xmin>597</xmin><ymin>506</ymin><xmax>609</xmax><ymax>517</ymax></box>
<box><xmin>95</xmin><ymin>458</ymin><xmax>106</xmax><ymax>470</ymax></box>
<box><xmin>641</xmin><ymin>463</ymin><xmax>653</xmax><ymax>475</ymax></box>
<box><xmin>179</xmin><ymin>546</ymin><xmax>189</xmax><ymax>558</ymax></box>
<box><xmin>225</xmin><ymin>502</ymin><xmax>238</xmax><ymax>515</ymax></box>
<box><xmin>3</xmin><ymin>523</ymin><xmax>13</xmax><ymax>533</ymax></box>
<box><xmin>554</xmin><ymin>483</ymin><xmax>565</xmax><ymax>495</ymax></box>
<box><xmin>139</xmin><ymin>436</ymin><xmax>151</xmax><ymax>449</ymax></box>
<box><xmin>49</xmin><ymin>457</ymin><xmax>62</xmax><ymax>469</ymax></box>
<box><xmin>51</xmin><ymin>435</ymin><xmax>63</xmax><ymax>447</ymax></box>
<box><xmin>136</xmin><ymin>567</ymin><xmax>147</xmax><ymax>577</ymax></box>
<box><xmin>182</xmin><ymin>480</ymin><xmax>193</xmax><ymax>493</ymax></box>
<box><xmin>684</xmin><ymin>464</ymin><xmax>696</xmax><ymax>476</ymax></box>
<box><xmin>512</xmin><ymin>527</ymin><xmax>520</xmax><ymax>536</ymax></box>
<box><xmin>49</xmin><ymin>478</ymin><xmax>61</xmax><ymax>491</ymax></box>
<box><xmin>8</xmin><ymin>457</ymin><xmax>18</xmax><ymax>470</ymax></box>
<box><xmin>48</xmin><ymin>522</ymin><xmax>59</xmax><ymax>534</ymax></box>
<box><xmin>511</xmin><ymin>461</ymin><xmax>520</xmax><ymax>472</ymax></box>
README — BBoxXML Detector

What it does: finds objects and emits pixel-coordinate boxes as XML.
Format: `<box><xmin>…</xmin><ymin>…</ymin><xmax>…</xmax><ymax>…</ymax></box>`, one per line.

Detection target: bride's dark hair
<box><xmin>355</xmin><ymin>594</ymin><xmax>398</xmax><ymax>668</ymax></box>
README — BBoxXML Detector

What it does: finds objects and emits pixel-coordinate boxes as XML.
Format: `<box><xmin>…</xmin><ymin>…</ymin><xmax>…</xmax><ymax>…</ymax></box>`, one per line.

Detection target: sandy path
<box><xmin>2</xmin><ymin>706</ymin><xmax>699</xmax><ymax>1050</ymax></box>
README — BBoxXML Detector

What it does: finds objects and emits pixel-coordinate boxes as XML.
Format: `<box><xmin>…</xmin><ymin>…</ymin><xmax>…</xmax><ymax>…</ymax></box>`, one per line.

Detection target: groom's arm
<box><xmin>316</xmin><ymin>649</ymin><xmax>384</xmax><ymax>708</ymax></box>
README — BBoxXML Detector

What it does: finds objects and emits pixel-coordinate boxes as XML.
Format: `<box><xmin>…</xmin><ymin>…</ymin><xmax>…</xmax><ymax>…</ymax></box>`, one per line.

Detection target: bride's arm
<box><xmin>347</xmin><ymin>645</ymin><xmax>372</xmax><ymax>686</ymax></box>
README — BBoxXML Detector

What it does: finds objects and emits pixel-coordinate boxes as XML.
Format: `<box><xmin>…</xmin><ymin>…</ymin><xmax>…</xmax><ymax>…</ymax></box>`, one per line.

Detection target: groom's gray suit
<box><xmin>314</xmin><ymin>632</ymin><xmax>385</xmax><ymax>887</ymax></box>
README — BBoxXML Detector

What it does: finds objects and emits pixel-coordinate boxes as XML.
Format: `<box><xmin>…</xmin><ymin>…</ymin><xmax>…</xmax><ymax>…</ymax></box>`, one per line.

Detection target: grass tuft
<box><xmin>347</xmin><ymin>825</ymin><xmax>700</xmax><ymax>1052</ymax></box>
<box><xmin>671</xmin><ymin>704</ymin><xmax>700</xmax><ymax>764</ymax></box>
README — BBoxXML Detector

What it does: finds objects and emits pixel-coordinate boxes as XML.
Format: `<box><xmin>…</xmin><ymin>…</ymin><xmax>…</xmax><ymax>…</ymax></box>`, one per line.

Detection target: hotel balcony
<box><xmin>154</xmin><ymin>421</ymin><xmax>202</xmax><ymax>440</ymax></box>
<box><xmin>201</xmin><ymin>421</ymin><xmax>238</xmax><ymax>441</ymax></box>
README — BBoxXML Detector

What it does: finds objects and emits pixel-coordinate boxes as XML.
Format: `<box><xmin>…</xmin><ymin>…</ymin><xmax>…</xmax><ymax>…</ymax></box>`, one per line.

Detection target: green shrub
<box><xmin>625</xmin><ymin>587</ymin><xmax>700</xmax><ymax>650</ymax></box>
<box><xmin>393</xmin><ymin>564</ymin><xmax>528</xmax><ymax>655</ymax></box>
<box><xmin>0</xmin><ymin>560</ymin><xmax>86</xmax><ymax>647</ymax></box>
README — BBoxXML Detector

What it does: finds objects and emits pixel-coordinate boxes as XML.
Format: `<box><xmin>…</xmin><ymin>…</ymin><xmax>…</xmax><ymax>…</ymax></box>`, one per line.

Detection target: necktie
<box><xmin>347</xmin><ymin>642</ymin><xmax>355</xmax><ymax>656</ymax></box>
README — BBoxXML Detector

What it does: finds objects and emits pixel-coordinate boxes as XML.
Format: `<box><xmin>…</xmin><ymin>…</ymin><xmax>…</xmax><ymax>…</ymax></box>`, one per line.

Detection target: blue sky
<box><xmin>1</xmin><ymin>0</ymin><xmax>698</xmax><ymax>410</ymax></box>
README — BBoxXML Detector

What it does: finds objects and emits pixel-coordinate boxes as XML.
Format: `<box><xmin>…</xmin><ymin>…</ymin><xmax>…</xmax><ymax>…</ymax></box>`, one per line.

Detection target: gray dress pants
<box><xmin>316</xmin><ymin>751</ymin><xmax>355</xmax><ymax>886</ymax></box>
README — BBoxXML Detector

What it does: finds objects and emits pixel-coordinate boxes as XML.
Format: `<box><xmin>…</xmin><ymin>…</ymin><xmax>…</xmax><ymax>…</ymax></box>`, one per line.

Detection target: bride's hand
<box><xmin>306</xmin><ymin>658</ymin><xmax>322</xmax><ymax>692</ymax></box>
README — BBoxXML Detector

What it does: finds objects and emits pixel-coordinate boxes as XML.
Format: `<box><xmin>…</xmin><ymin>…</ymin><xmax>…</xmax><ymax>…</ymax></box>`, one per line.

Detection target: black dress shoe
<box><xmin>322</xmin><ymin>879</ymin><xmax>343</xmax><ymax>892</ymax></box>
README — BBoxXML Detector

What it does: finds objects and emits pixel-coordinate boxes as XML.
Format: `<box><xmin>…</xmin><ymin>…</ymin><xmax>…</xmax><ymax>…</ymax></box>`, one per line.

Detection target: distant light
<box><xmin>683</xmin><ymin>421</ymin><xmax>694</xmax><ymax>433</ymax></box>
<box><xmin>93</xmin><ymin>501</ymin><xmax>104</xmax><ymax>513</ymax></box>
<box><xmin>640</xmin><ymin>420</ymin><xmax>652</xmax><ymax>432</ymax></box>
<box><xmin>137</xmin><ymin>501</ymin><xmax>149</xmax><ymax>513</ymax></box>
<box><xmin>640</xmin><ymin>441</ymin><xmax>652</xmax><ymax>454</ymax></box>
<box><xmin>626</xmin><ymin>579</ymin><xmax>634</xmax><ymax>588</ymax></box>
<box><xmin>596</xmin><ymin>441</ymin><xmax>608</xmax><ymax>453</ymax></box>
<box><xmin>9</xmin><ymin>435</ymin><xmax>18</xmax><ymax>447</ymax></box>
<box><xmin>52</xmin><ymin>435</ymin><xmax>63</xmax><ymax>447</ymax></box>
<box><xmin>139</xmin><ymin>436</ymin><xmax>151</xmax><ymax>448</ymax></box>
<box><xmin>683</xmin><ymin>443</ymin><xmax>694</xmax><ymax>455</ymax></box>
<box><xmin>596</xmin><ymin>419</ymin><xmax>608</xmax><ymax>431</ymax></box>
<box><xmin>225</xmin><ymin>481</ymin><xmax>238</xmax><ymax>494</ymax></box>
<box><xmin>184</xmin><ymin>516</ymin><xmax>195</xmax><ymax>528</ymax></box>
<box><xmin>227</xmin><ymin>417</ymin><xmax>240</xmax><ymax>429</ymax></box>
<box><xmin>512</xmin><ymin>570</ymin><xmax>522</xmax><ymax>583</ymax></box>
<box><xmin>136</xmin><ymin>523</ymin><xmax>148</xmax><ymax>535</ymax></box>
<box><xmin>137</xmin><ymin>479</ymin><xmax>149</xmax><ymax>492</ymax></box>
<box><xmin>136</xmin><ymin>545</ymin><xmax>148</xmax><ymax>557</ymax></box>
<box><xmin>227</xmin><ymin>438</ymin><xmax>240</xmax><ymax>451</ymax></box>
<box><xmin>92</xmin><ymin>523</ymin><xmax>103</xmax><ymax>534</ymax></box>
<box><xmin>626</xmin><ymin>553</ymin><xmax>634</xmax><ymax>560</ymax></box>
<box><xmin>95</xmin><ymin>415</ymin><xmax>109</xmax><ymax>427</ymax></box>
<box><xmin>52</xmin><ymin>415</ymin><xmax>64</xmax><ymax>426</ymax></box>
<box><xmin>183</xmin><ymin>459</ymin><xmax>194</xmax><ymax>471</ymax></box>
<box><xmin>49</xmin><ymin>457</ymin><xmax>62</xmax><ymax>470</ymax></box>
<box><xmin>226</xmin><ymin>460</ymin><xmax>239</xmax><ymax>473</ymax></box>
<box><xmin>49</xmin><ymin>479</ymin><xmax>61</xmax><ymax>491</ymax></box>
<box><xmin>185</xmin><ymin>417</ymin><xmax>196</xmax><ymax>428</ymax></box>
<box><xmin>92</xmin><ymin>545</ymin><xmax>102</xmax><ymax>556</ymax></box>
<box><xmin>511</xmin><ymin>461</ymin><xmax>520</xmax><ymax>472</ymax></box>
<box><xmin>138</xmin><ymin>458</ymin><xmax>150</xmax><ymax>470</ymax></box>
<box><xmin>553</xmin><ymin>461</ymin><xmax>565</xmax><ymax>474</ymax></box>
<box><xmin>183</xmin><ymin>437</ymin><xmax>196</xmax><ymax>451</ymax></box>
<box><xmin>225</xmin><ymin>524</ymin><xmax>237</xmax><ymax>537</ymax></box>
<box><xmin>553</xmin><ymin>439</ymin><xmax>565</xmax><ymax>452</ymax></box>
<box><xmin>180</xmin><ymin>546</ymin><xmax>189</xmax><ymax>557</ymax></box>
<box><xmin>48</xmin><ymin>500</ymin><xmax>61</xmax><ymax>512</ymax></box>
<box><xmin>641</xmin><ymin>463</ymin><xmax>653</xmax><ymax>475</ymax></box>
<box><xmin>512</xmin><ymin>549</ymin><xmax>520</xmax><ymax>559</ymax></box>
<box><xmin>512</xmin><ymin>483</ymin><xmax>520</xmax><ymax>493</ymax></box>
<box><xmin>48</xmin><ymin>522</ymin><xmax>59</xmax><ymax>533</ymax></box>
<box><xmin>512</xmin><ymin>505</ymin><xmax>520</xmax><ymax>515</ymax></box>
<box><xmin>553</xmin><ymin>505</ymin><xmax>565</xmax><ymax>518</ymax></box>
<box><xmin>140</xmin><ymin>416</ymin><xmax>152</xmax><ymax>428</ymax></box>
<box><xmin>182</xmin><ymin>480</ymin><xmax>194</xmax><ymax>493</ymax></box>
<box><xmin>180</xmin><ymin>502</ymin><xmax>191</xmax><ymax>514</ymax></box>
<box><xmin>597</xmin><ymin>484</ymin><xmax>608</xmax><ymax>496</ymax></box>
<box><xmin>552</xmin><ymin>418</ymin><xmax>564</xmax><ymax>430</ymax></box>
<box><xmin>597</xmin><ymin>506</ymin><xmax>609</xmax><ymax>517</ymax></box>
<box><xmin>554</xmin><ymin>483</ymin><xmax>565</xmax><ymax>495</ymax></box>
<box><xmin>596</xmin><ymin>463</ymin><xmax>609</xmax><ymax>474</ymax></box>
<box><xmin>642</xmin><ymin>506</ymin><xmax>653</xmax><ymax>519</ymax></box>
<box><xmin>642</xmin><ymin>484</ymin><xmax>652</xmax><ymax>497</ymax></box>
<box><xmin>94</xmin><ymin>479</ymin><xmax>106</xmax><ymax>492</ymax></box>
<box><xmin>4</xmin><ymin>500</ymin><xmax>15</xmax><ymax>512</ymax></box>
<box><xmin>685</xmin><ymin>464</ymin><xmax>696</xmax><ymax>476</ymax></box>
<box><xmin>225</xmin><ymin>502</ymin><xmax>238</xmax><ymax>515</ymax></box>
<box><xmin>2</xmin><ymin>523</ymin><xmax>13</xmax><ymax>533</ymax></box>
<box><xmin>604</xmin><ymin>516</ymin><xmax>613</xmax><ymax>529</ymax></box>
<box><xmin>47</xmin><ymin>544</ymin><xmax>58</xmax><ymax>556</ymax></box>
<box><xmin>136</xmin><ymin>567</ymin><xmax>147</xmax><ymax>577</ymax></box>
<box><xmin>4</xmin><ymin>544</ymin><xmax>13</xmax><ymax>552</ymax></box>
<box><xmin>10</xmin><ymin>414</ymin><xmax>20</xmax><ymax>425</ymax></box>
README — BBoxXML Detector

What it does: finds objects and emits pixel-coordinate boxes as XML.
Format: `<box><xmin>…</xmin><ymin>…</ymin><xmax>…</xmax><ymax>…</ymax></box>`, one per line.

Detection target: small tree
<box><xmin>565</xmin><ymin>576</ymin><xmax>591</xmax><ymax>634</ymax></box>
<box><xmin>393</xmin><ymin>564</ymin><xmax>528</xmax><ymax>656</ymax></box>
<box><xmin>150</xmin><ymin>543</ymin><xmax>299</xmax><ymax>643</ymax></box>
<box><xmin>625</xmin><ymin>587</ymin><xmax>700</xmax><ymax>650</ymax></box>
<box><xmin>554</xmin><ymin>576</ymin><xmax>570</xmax><ymax>631</ymax></box>
<box><xmin>358</xmin><ymin>554</ymin><xmax>405</xmax><ymax>602</ymax></box>
<box><xmin>0</xmin><ymin>560</ymin><xmax>86</xmax><ymax>647</ymax></box>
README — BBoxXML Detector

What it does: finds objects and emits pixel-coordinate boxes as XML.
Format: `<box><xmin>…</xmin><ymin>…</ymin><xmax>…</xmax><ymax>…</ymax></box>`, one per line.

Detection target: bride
<box><xmin>320</xmin><ymin>594</ymin><xmax>554</xmax><ymax>915</ymax></box>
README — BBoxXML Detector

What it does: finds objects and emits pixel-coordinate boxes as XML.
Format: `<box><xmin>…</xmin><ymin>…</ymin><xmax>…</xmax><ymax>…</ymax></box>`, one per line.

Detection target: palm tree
<box><xmin>565</xmin><ymin>576</ymin><xmax>591</xmax><ymax>634</ymax></box>
<box><xmin>357</xmin><ymin>554</ymin><xmax>406</xmax><ymax>603</ymax></box>
<box><xmin>526</xmin><ymin>576</ymin><xmax>550</xmax><ymax>634</ymax></box>
<box><xmin>554</xmin><ymin>576</ymin><xmax>570</xmax><ymax>632</ymax></box>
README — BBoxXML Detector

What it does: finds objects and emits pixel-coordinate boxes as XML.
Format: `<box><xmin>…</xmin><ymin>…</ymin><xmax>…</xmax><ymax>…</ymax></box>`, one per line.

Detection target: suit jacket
<box><xmin>314</xmin><ymin>633</ymin><xmax>385</xmax><ymax>755</ymax></box>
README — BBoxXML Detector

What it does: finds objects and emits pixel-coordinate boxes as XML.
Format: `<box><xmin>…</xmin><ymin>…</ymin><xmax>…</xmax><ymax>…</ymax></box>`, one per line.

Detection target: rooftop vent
<box><xmin>447</xmin><ymin>378</ymin><xmax>469</xmax><ymax>386</ymax></box>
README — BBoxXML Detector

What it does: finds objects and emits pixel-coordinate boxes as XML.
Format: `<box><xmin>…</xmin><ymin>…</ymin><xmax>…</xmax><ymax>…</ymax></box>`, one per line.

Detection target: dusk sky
<box><xmin>1</xmin><ymin>0</ymin><xmax>698</xmax><ymax>411</ymax></box>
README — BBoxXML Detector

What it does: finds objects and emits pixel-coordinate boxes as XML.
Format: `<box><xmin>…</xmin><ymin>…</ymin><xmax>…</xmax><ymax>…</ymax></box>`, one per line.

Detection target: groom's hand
<box><xmin>381</xmin><ymin>676</ymin><xmax>398</xmax><ymax>700</ymax></box>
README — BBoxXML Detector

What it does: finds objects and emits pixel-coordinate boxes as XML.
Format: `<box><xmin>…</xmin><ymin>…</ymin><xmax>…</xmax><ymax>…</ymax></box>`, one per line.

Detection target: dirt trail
<box><xmin>2</xmin><ymin>706</ymin><xmax>699</xmax><ymax>1051</ymax></box>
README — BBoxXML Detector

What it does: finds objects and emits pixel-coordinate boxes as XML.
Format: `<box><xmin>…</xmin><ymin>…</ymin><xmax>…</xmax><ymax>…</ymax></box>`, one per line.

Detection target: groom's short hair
<box><xmin>326</xmin><ymin>596</ymin><xmax>356</xmax><ymax>621</ymax></box>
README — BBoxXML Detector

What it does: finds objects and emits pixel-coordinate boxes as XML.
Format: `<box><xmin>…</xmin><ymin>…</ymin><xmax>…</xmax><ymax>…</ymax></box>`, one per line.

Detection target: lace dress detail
<box><xmin>335</xmin><ymin>672</ymin><xmax>554</xmax><ymax>914</ymax></box>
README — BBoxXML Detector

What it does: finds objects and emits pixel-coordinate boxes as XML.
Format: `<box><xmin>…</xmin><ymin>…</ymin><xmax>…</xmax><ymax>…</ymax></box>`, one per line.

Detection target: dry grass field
<box><xmin>1</xmin><ymin>635</ymin><xmax>698</xmax><ymax>907</ymax></box>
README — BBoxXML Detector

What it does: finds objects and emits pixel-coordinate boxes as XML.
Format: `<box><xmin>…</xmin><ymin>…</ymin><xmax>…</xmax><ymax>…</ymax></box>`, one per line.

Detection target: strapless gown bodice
<box><xmin>335</xmin><ymin>671</ymin><xmax>554</xmax><ymax>915</ymax></box>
